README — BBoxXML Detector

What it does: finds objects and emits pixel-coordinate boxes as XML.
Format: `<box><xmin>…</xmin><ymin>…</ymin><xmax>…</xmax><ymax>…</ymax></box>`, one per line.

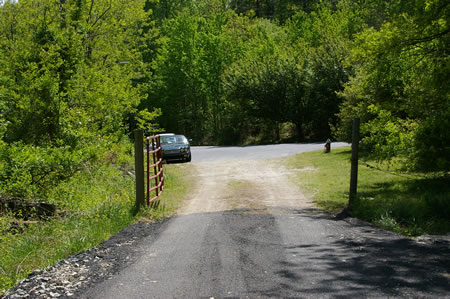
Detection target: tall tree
<box><xmin>337</xmin><ymin>0</ymin><xmax>450</xmax><ymax>170</ymax></box>
<box><xmin>0</xmin><ymin>0</ymin><xmax>155</xmax><ymax>198</ymax></box>
<box><xmin>147</xmin><ymin>6</ymin><xmax>237</xmax><ymax>143</ymax></box>
<box><xmin>0</xmin><ymin>0</ymin><xmax>150</xmax><ymax>146</ymax></box>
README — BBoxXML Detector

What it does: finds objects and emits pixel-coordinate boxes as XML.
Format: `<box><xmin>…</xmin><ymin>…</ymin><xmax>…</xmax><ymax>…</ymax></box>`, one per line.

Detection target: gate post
<box><xmin>349</xmin><ymin>118</ymin><xmax>360</xmax><ymax>209</ymax></box>
<box><xmin>135</xmin><ymin>129</ymin><xmax>145</xmax><ymax>208</ymax></box>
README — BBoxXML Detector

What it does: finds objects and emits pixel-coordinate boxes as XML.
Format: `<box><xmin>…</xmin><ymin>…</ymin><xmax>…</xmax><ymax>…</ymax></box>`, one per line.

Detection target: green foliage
<box><xmin>414</xmin><ymin>110</ymin><xmax>450</xmax><ymax>171</ymax></box>
<box><xmin>227</xmin><ymin>0</ymin><xmax>324</xmax><ymax>22</ymax></box>
<box><xmin>145</xmin><ymin>0</ymin><xmax>192</xmax><ymax>22</ymax></box>
<box><xmin>361</xmin><ymin>105</ymin><xmax>417</xmax><ymax>165</ymax></box>
<box><xmin>0</xmin><ymin>160</ymin><xmax>135</xmax><ymax>293</ymax></box>
<box><xmin>223</xmin><ymin>46</ymin><xmax>306</xmax><ymax>141</ymax></box>
<box><xmin>135</xmin><ymin>108</ymin><xmax>163</xmax><ymax>134</ymax></box>
<box><xmin>148</xmin><ymin>1</ymin><xmax>358</xmax><ymax>144</ymax></box>
<box><xmin>47</xmin><ymin>162</ymin><xmax>134</xmax><ymax>213</ymax></box>
<box><xmin>0</xmin><ymin>143</ymin><xmax>88</xmax><ymax>199</ymax></box>
<box><xmin>337</xmin><ymin>0</ymin><xmax>450</xmax><ymax>171</ymax></box>
<box><xmin>0</xmin><ymin>0</ymin><xmax>159</xmax><ymax>202</ymax></box>
<box><xmin>148</xmin><ymin>8</ymin><xmax>238</xmax><ymax>143</ymax></box>
<box><xmin>0</xmin><ymin>0</ymin><xmax>152</xmax><ymax>146</ymax></box>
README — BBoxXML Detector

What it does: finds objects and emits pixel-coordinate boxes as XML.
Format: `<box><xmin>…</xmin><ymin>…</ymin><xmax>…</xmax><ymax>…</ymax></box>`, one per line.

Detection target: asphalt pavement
<box><xmin>190</xmin><ymin>142</ymin><xmax>349</xmax><ymax>162</ymax></box>
<box><xmin>80</xmin><ymin>144</ymin><xmax>450</xmax><ymax>298</ymax></box>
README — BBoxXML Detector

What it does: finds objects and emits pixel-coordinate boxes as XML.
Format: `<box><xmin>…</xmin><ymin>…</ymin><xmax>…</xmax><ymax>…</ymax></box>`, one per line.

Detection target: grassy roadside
<box><xmin>285</xmin><ymin>147</ymin><xmax>450</xmax><ymax>236</ymax></box>
<box><xmin>0</xmin><ymin>162</ymin><xmax>192</xmax><ymax>294</ymax></box>
<box><xmin>141</xmin><ymin>163</ymin><xmax>194</xmax><ymax>221</ymax></box>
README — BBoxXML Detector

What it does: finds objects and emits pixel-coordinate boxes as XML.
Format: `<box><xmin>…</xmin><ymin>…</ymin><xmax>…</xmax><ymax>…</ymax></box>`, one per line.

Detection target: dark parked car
<box><xmin>160</xmin><ymin>134</ymin><xmax>191</xmax><ymax>162</ymax></box>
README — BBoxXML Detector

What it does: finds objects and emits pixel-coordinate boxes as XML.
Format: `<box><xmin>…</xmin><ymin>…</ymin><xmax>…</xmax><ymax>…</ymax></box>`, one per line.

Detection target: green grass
<box><xmin>285</xmin><ymin>147</ymin><xmax>450</xmax><ymax>236</ymax></box>
<box><xmin>141</xmin><ymin>163</ymin><xmax>193</xmax><ymax>221</ymax></box>
<box><xmin>0</xmin><ymin>163</ymin><xmax>135</xmax><ymax>293</ymax></box>
<box><xmin>0</xmin><ymin>161</ymin><xmax>192</xmax><ymax>294</ymax></box>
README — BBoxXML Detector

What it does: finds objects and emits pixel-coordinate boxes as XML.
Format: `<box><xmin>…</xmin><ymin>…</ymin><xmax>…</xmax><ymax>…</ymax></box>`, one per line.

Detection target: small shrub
<box><xmin>375</xmin><ymin>212</ymin><xmax>399</xmax><ymax>232</ymax></box>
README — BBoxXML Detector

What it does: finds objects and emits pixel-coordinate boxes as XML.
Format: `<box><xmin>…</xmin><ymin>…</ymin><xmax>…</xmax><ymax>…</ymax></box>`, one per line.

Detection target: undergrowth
<box><xmin>0</xmin><ymin>156</ymin><xmax>191</xmax><ymax>294</ymax></box>
<box><xmin>0</xmin><ymin>162</ymin><xmax>135</xmax><ymax>293</ymax></box>
<box><xmin>285</xmin><ymin>147</ymin><xmax>450</xmax><ymax>236</ymax></box>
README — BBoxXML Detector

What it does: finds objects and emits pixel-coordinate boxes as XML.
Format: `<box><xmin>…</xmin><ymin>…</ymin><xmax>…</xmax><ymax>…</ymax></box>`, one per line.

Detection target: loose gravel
<box><xmin>1</xmin><ymin>221</ymin><xmax>168</xmax><ymax>299</ymax></box>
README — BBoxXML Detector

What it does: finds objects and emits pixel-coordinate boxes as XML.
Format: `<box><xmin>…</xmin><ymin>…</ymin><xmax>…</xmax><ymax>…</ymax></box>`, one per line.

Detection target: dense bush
<box><xmin>359</xmin><ymin>105</ymin><xmax>417</xmax><ymax>166</ymax></box>
<box><xmin>414</xmin><ymin>111</ymin><xmax>450</xmax><ymax>171</ymax></box>
<box><xmin>0</xmin><ymin>0</ymin><xmax>158</xmax><ymax>204</ymax></box>
<box><xmin>0</xmin><ymin>143</ymin><xmax>90</xmax><ymax>199</ymax></box>
<box><xmin>336</xmin><ymin>0</ymin><xmax>450</xmax><ymax>171</ymax></box>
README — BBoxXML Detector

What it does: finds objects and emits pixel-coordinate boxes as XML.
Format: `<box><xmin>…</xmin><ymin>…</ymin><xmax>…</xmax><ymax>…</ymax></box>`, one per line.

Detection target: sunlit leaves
<box><xmin>0</xmin><ymin>0</ymin><xmax>151</xmax><ymax>146</ymax></box>
<box><xmin>338</xmin><ymin>0</ymin><xmax>450</xmax><ymax>170</ymax></box>
<box><xmin>0</xmin><ymin>0</ymin><xmax>154</xmax><ymax>199</ymax></box>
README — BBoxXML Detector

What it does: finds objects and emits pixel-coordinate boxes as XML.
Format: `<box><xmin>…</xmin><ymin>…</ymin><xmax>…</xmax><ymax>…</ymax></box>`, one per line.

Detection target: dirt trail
<box><xmin>178</xmin><ymin>159</ymin><xmax>314</xmax><ymax>215</ymax></box>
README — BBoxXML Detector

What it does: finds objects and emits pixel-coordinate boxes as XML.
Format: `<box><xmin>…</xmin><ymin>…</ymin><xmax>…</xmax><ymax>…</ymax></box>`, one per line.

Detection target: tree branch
<box><xmin>87</xmin><ymin>0</ymin><xmax>94</xmax><ymax>24</ymax></box>
<box><xmin>90</xmin><ymin>0</ymin><xmax>112</xmax><ymax>29</ymax></box>
<box><xmin>403</xmin><ymin>28</ymin><xmax>450</xmax><ymax>47</ymax></box>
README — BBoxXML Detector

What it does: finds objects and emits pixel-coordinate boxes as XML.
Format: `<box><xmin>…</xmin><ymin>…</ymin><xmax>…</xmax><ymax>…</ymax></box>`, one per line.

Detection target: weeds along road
<box><xmin>81</xmin><ymin>143</ymin><xmax>449</xmax><ymax>298</ymax></box>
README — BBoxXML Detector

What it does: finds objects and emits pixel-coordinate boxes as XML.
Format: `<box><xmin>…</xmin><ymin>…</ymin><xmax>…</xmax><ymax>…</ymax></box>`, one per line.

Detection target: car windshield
<box><xmin>161</xmin><ymin>135</ymin><xmax>188</xmax><ymax>145</ymax></box>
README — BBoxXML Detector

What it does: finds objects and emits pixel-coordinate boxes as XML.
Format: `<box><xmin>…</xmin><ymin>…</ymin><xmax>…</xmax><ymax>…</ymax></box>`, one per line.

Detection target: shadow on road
<box><xmin>263</xmin><ymin>209</ymin><xmax>450</xmax><ymax>297</ymax></box>
<box><xmin>75</xmin><ymin>208</ymin><xmax>449</xmax><ymax>298</ymax></box>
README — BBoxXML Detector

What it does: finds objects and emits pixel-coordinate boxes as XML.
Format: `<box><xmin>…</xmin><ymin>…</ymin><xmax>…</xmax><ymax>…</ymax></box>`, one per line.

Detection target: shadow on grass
<box><xmin>333</xmin><ymin>149</ymin><xmax>352</xmax><ymax>155</ymax></box>
<box><xmin>315</xmin><ymin>191</ymin><xmax>349</xmax><ymax>211</ymax></box>
<box><xmin>354</xmin><ymin>176</ymin><xmax>450</xmax><ymax>235</ymax></box>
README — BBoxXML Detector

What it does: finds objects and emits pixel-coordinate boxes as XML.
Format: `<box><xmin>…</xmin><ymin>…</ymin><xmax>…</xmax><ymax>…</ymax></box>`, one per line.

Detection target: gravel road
<box><xmin>3</xmin><ymin>143</ymin><xmax>449</xmax><ymax>298</ymax></box>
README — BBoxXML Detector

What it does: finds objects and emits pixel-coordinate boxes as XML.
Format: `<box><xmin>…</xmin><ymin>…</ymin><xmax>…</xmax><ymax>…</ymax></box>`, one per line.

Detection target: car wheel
<box><xmin>186</xmin><ymin>153</ymin><xmax>191</xmax><ymax>162</ymax></box>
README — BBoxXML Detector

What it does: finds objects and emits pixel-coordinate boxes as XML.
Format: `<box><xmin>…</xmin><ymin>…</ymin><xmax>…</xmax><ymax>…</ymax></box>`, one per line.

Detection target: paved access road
<box><xmin>190</xmin><ymin>142</ymin><xmax>349</xmax><ymax>162</ymax></box>
<box><xmin>81</xmin><ymin>143</ymin><xmax>449</xmax><ymax>298</ymax></box>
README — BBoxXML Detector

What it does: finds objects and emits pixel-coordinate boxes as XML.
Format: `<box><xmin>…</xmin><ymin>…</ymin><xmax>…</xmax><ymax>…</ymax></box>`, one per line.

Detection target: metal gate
<box><xmin>146</xmin><ymin>135</ymin><xmax>164</xmax><ymax>205</ymax></box>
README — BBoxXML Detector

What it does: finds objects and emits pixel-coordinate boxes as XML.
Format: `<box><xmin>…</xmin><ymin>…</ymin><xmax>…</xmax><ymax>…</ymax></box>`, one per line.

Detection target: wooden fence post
<box><xmin>349</xmin><ymin>118</ymin><xmax>360</xmax><ymax>209</ymax></box>
<box><xmin>135</xmin><ymin>129</ymin><xmax>145</xmax><ymax>209</ymax></box>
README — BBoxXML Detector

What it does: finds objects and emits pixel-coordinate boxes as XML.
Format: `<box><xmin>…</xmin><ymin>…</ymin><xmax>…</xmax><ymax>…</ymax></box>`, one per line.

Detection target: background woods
<box><xmin>1</xmin><ymin>0</ymin><xmax>448</xmax><ymax>203</ymax></box>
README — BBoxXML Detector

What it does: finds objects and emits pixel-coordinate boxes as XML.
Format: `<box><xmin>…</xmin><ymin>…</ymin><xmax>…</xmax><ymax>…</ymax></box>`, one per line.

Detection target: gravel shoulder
<box><xmin>1</xmin><ymin>220</ymin><xmax>169</xmax><ymax>299</ymax></box>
